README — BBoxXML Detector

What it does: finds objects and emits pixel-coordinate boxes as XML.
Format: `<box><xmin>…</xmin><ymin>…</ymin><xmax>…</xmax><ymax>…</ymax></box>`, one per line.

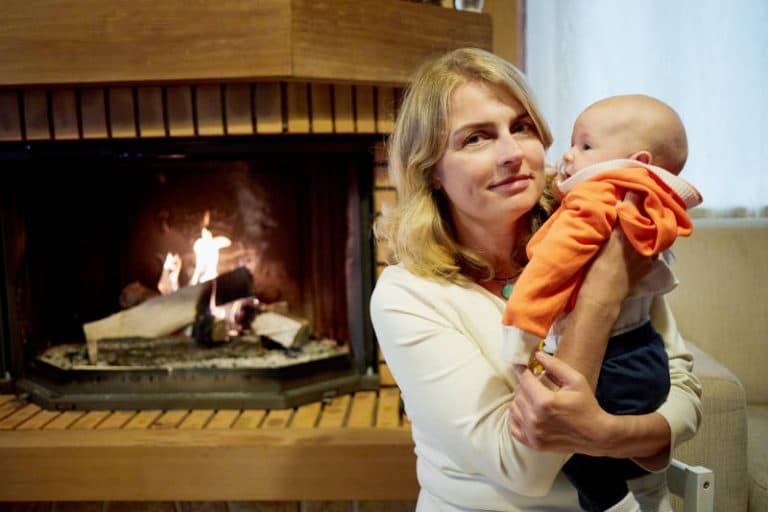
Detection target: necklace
<box><xmin>491</xmin><ymin>272</ymin><xmax>521</xmax><ymax>300</ymax></box>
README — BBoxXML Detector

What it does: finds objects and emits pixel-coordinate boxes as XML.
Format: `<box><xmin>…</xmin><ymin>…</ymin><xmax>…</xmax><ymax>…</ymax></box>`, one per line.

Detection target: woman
<box><xmin>370</xmin><ymin>48</ymin><xmax>701</xmax><ymax>511</ymax></box>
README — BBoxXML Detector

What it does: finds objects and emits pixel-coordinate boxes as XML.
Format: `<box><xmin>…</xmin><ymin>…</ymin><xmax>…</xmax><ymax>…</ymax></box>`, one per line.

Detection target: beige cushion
<box><xmin>667</xmin><ymin>218</ymin><xmax>768</xmax><ymax>404</ymax></box>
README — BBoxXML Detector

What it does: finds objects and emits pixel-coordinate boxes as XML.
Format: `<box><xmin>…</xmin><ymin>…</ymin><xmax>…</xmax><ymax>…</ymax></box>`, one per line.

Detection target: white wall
<box><xmin>525</xmin><ymin>0</ymin><xmax>768</xmax><ymax>213</ymax></box>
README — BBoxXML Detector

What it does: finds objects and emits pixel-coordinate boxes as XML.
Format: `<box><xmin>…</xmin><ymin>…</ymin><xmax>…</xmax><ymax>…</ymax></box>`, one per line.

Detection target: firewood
<box><xmin>251</xmin><ymin>311</ymin><xmax>310</xmax><ymax>349</ymax></box>
<box><xmin>84</xmin><ymin>283</ymin><xmax>203</xmax><ymax>363</ymax></box>
<box><xmin>83</xmin><ymin>267</ymin><xmax>254</xmax><ymax>363</ymax></box>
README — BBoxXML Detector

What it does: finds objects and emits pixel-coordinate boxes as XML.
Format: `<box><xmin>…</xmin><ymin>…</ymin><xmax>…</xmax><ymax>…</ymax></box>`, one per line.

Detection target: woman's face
<box><xmin>434</xmin><ymin>81</ymin><xmax>546</xmax><ymax>240</ymax></box>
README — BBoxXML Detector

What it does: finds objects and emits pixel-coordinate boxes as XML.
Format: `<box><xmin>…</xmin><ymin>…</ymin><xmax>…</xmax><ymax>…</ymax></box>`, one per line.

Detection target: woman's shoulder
<box><xmin>370</xmin><ymin>264</ymin><xmax>501</xmax><ymax>319</ymax></box>
<box><xmin>371</xmin><ymin>264</ymin><xmax>442</xmax><ymax>305</ymax></box>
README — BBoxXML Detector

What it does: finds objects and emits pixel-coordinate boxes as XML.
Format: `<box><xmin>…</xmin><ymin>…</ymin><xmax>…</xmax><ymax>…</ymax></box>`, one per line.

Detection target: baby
<box><xmin>502</xmin><ymin>94</ymin><xmax>702</xmax><ymax>512</ymax></box>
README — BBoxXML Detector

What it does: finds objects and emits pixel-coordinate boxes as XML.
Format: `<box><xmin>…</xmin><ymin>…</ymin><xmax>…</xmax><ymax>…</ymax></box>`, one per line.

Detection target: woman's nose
<box><xmin>498</xmin><ymin>133</ymin><xmax>524</xmax><ymax>167</ymax></box>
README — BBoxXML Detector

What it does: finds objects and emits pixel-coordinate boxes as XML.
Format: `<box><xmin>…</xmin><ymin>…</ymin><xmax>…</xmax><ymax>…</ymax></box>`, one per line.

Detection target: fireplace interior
<box><xmin>0</xmin><ymin>135</ymin><xmax>380</xmax><ymax>410</ymax></box>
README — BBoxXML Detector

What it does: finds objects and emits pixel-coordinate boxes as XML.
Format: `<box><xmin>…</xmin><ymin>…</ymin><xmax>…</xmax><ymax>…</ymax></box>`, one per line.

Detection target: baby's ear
<box><xmin>630</xmin><ymin>150</ymin><xmax>652</xmax><ymax>165</ymax></box>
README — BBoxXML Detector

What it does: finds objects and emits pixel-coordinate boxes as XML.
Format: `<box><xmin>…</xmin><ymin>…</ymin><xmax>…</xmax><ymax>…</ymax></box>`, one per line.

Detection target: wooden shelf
<box><xmin>0</xmin><ymin>391</ymin><xmax>416</xmax><ymax>501</ymax></box>
<box><xmin>0</xmin><ymin>0</ymin><xmax>492</xmax><ymax>87</ymax></box>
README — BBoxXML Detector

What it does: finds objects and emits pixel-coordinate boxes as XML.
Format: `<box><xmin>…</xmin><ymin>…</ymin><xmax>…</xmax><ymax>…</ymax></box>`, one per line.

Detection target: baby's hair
<box><xmin>590</xmin><ymin>94</ymin><xmax>688</xmax><ymax>174</ymax></box>
<box><xmin>641</xmin><ymin>97</ymin><xmax>688</xmax><ymax>174</ymax></box>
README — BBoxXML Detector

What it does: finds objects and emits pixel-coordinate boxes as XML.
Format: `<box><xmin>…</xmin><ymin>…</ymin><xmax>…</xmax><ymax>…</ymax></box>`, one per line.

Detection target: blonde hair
<box><xmin>376</xmin><ymin>48</ymin><xmax>557</xmax><ymax>284</ymax></box>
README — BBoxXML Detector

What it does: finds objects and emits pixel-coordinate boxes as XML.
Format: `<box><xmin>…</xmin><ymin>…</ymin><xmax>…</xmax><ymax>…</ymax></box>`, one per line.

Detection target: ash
<box><xmin>39</xmin><ymin>336</ymin><xmax>349</xmax><ymax>370</ymax></box>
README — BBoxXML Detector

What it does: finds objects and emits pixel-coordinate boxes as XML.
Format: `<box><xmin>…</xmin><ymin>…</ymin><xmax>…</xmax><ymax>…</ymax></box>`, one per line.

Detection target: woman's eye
<box><xmin>511</xmin><ymin>120</ymin><xmax>535</xmax><ymax>135</ymax></box>
<box><xmin>463</xmin><ymin>133</ymin><xmax>485</xmax><ymax>146</ymax></box>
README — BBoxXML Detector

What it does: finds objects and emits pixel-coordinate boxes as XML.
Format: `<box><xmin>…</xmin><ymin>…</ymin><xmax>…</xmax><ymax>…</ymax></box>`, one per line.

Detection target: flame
<box><xmin>189</xmin><ymin>223</ymin><xmax>231</xmax><ymax>286</ymax></box>
<box><xmin>158</xmin><ymin>252</ymin><xmax>182</xmax><ymax>295</ymax></box>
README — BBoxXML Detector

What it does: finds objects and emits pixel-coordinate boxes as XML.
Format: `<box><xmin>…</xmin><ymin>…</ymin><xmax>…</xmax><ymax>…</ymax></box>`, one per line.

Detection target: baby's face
<box><xmin>561</xmin><ymin>104</ymin><xmax>633</xmax><ymax>178</ymax></box>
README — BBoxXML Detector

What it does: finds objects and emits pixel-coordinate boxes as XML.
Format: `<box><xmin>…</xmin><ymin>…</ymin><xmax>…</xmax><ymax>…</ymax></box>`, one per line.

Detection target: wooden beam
<box><xmin>0</xmin><ymin>0</ymin><xmax>491</xmax><ymax>87</ymax></box>
<box><xmin>0</xmin><ymin>428</ymin><xmax>418</xmax><ymax>501</ymax></box>
<box><xmin>0</xmin><ymin>0</ymin><xmax>291</xmax><ymax>86</ymax></box>
<box><xmin>291</xmin><ymin>0</ymin><xmax>492</xmax><ymax>85</ymax></box>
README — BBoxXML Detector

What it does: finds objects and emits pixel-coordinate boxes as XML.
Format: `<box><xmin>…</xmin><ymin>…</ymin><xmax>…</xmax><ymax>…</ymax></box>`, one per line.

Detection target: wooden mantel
<box><xmin>0</xmin><ymin>0</ymin><xmax>492</xmax><ymax>88</ymax></box>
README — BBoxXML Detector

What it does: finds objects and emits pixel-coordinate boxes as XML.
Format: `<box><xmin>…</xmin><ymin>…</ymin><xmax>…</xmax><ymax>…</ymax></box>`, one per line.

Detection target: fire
<box><xmin>189</xmin><ymin>214</ymin><xmax>231</xmax><ymax>286</ymax></box>
<box><xmin>157</xmin><ymin>253</ymin><xmax>182</xmax><ymax>295</ymax></box>
<box><xmin>157</xmin><ymin>213</ymin><xmax>232</xmax><ymax>294</ymax></box>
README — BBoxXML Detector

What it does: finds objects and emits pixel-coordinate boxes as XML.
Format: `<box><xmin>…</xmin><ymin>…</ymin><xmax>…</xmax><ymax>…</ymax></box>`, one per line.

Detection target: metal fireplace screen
<box><xmin>0</xmin><ymin>137</ymin><xmax>378</xmax><ymax>410</ymax></box>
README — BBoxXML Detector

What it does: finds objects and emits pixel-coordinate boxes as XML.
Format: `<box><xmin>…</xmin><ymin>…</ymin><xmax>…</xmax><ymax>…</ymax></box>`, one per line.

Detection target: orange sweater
<box><xmin>501</xmin><ymin>167</ymin><xmax>694</xmax><ymax>338</ymax></box>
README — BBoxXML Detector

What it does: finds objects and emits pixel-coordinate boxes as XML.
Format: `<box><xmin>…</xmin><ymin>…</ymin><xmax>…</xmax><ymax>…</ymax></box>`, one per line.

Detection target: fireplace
<box><xmin>0</xmin><ymin>131</ymin><xmax>383</xmax><ymax>410</ymax></box>
<box><xmin>0</xmin><ymin>0</ymin><xmax>492</xmax><ymax>411</ymax></box>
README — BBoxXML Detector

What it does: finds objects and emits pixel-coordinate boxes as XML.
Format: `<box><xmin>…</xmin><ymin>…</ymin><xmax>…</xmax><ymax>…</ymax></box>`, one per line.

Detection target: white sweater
<box><xmin>370</xmin><ymin>264</ymin><xmax>702</xmax><ymax>511</ymax></box>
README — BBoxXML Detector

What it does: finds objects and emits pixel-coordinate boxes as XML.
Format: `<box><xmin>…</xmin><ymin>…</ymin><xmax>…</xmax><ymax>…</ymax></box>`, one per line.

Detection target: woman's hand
<box><xmin>508</xmin><ymin>352</ymin><xmax>616</xmax><ymax>455</ymax></box>
<box><xmin>509</xmin><ymin>351</ymin><xmax>673</xmax><ymax>461</ymax></box>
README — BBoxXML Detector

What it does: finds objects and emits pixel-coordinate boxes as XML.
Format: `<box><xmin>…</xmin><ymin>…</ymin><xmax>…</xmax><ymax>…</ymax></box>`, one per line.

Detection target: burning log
<box><xmin>83</xmin><ymin>267</ymin><xmax>254</xmax><ymax>363</ymax></box>
<box><xmin>191</xmin><ymin>298</ymin><xmax>311</xmax><ymax>349</ymax></box>
<box><xmin>251</xmin><ymin>311</ymin><xmax>310</xmax><ymax>349</ymax></box>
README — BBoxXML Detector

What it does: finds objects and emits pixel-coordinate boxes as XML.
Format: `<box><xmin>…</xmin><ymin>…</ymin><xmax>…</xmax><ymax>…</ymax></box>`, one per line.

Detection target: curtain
<box><xmin>525</xmin><ymin>0</ymin><xmax>768</xmax><ymax>215</ymax></box>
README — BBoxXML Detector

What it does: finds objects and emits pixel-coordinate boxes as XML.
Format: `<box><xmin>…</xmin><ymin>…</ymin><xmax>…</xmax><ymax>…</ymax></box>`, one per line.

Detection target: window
<box><xmin>525</xmin><ymin>0</ymin><xmax>767</xmax><ymax>215</ymax></box>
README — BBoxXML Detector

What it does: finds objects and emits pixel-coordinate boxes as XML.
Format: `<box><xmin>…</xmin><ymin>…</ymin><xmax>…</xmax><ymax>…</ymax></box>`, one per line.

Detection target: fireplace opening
<box><xmin>0</xmin><ymin>135</ymin><xmax>380</xmax><ymax>410</ymax></box>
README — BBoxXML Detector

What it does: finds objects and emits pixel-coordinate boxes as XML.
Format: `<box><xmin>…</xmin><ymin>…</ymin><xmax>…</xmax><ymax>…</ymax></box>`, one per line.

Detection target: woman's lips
<box><xmin>490</xmin><ymin>175</ymin><xmax>532</xmax><ymax>193</ymax></box>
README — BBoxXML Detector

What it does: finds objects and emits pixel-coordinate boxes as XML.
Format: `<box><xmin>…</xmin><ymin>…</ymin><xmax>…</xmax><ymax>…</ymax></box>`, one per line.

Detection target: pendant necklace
<box><xmin>491</xmin><ymin>272</ymin><xmax>520</xmax><ymax>300</ymax></box>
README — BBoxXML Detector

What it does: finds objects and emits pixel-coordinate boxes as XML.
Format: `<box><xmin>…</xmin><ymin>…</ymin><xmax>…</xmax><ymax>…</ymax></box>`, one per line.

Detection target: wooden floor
<box><xmin>0</xmin><ymin>389</ymin><xmax>419</xmax><ymax>506</ymax></box>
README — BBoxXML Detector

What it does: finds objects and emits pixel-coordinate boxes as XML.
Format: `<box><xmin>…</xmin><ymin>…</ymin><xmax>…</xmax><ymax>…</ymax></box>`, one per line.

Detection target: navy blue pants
<box><xmin>562</xmin><ymin>322</ymin><xmax>671</xmax><ymax>511</ymax></box>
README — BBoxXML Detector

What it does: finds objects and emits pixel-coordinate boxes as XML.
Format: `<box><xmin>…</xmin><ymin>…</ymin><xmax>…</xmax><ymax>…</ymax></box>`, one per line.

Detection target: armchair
<box><xmin>667</xmin><ymin>218</ymin><xmax>767</xmax><ymax>512</ymax></box>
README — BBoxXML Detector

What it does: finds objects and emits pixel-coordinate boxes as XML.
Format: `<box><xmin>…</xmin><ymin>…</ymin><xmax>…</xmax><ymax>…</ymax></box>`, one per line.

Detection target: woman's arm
<box><xmin>553</xmin><ymin>227</ymin><xmax>653</xmax><ymax>387</ymax></box>
<box><xmin>636</xmin><ymin>294</ymin><xmax>702</xmax><ymax>469</ymax></box>
<box><xmin>508</xmin><ymin>231</ymin><xmax>702</xmax><ymax>467</ymax></box>
<box><xmin>507</xmin><ymin>229</ymin><xmax>641</xmax><ymax>449</ymax></box>
<box><xmin>509</xmin><ymin>351</ymin><xmax>672</xmax><ymax>459</ymax></box>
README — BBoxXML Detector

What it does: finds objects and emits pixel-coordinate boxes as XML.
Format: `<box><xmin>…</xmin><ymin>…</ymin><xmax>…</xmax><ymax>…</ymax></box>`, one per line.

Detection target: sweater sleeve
<box><xmin>634</xmin><ymin>295</ymin><xmax>703</xmax><ymax>471</ymax></box>
<box><xmin>370</xmin><ymin>267</ymin><xmax>569</xmax><ymax>497</ymax></box>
